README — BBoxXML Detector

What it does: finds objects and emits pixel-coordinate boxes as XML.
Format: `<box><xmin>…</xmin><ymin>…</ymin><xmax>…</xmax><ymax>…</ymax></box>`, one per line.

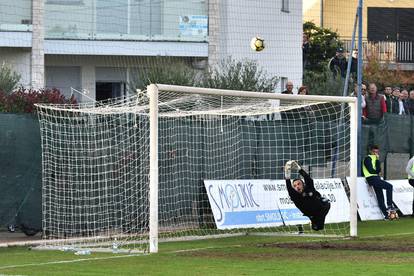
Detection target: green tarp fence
<box><xmin>0</xmin><ymin>113</ymin><xmax>42</xmax><ymax>231</ymax></box>
<box><xmin>0</xmin><ymin>113</ymin><xmax>412</xmax><ymax>231</ymax></box>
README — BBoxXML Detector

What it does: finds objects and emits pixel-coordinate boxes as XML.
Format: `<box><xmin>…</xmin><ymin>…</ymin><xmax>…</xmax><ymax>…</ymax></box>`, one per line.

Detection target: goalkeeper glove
<box><xmin>291</xmin><ymin>160</ymin><xmax>302</xmax><ymax>171</ymax></box>
<box><xmin>284</xmin><ymin>161</ymin><xmax>293</xmax><ymax>179</ymax></box>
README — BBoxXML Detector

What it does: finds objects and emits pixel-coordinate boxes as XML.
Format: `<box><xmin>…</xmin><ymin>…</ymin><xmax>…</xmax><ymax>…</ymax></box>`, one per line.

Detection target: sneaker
<box><xmin>387</xmin><ymin>206</ymin><xmax>398</xmax><ymax>212</ymax></box>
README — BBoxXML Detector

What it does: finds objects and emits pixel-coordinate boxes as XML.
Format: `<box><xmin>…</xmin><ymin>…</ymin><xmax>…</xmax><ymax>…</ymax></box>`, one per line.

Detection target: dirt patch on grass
<box><xmin>261</xmin><ymin>240</ymin><xmax>414</xmax><ymax>252</ymax></box>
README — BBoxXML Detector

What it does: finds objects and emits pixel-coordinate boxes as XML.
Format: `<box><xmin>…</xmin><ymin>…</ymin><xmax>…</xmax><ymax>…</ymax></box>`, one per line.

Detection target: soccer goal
<box><xmin>35</xmin><ymin>84</ymin><xmax>357</xmax><ymax>254</ymax></box>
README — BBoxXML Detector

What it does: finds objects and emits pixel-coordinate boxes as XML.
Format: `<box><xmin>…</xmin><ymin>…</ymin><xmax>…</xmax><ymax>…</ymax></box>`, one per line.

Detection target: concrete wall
<box><xmin>216</xmin><ymin>0</ymin><xmax>303</xmax><ymax>93</ymax></box>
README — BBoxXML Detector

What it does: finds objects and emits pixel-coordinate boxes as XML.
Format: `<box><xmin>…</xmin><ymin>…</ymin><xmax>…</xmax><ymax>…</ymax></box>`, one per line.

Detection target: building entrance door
<box><xmin>96</xmin><ymin>82</ymin><xmax>124</xmax><ymax>101</ymax></box>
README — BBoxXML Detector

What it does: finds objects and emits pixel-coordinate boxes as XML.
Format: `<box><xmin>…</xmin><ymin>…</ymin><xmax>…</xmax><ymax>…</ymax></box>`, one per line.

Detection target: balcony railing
<box><xmin>343</xmin><ymin>40</ymin><xmax>414</xmax><ymax>63</ymax></box>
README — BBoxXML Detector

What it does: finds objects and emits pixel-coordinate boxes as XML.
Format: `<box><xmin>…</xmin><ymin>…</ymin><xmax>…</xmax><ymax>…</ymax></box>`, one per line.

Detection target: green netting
<box><xmin>0</xmin><ymin>113</ymin><xmax>41</xmax><ymax>231</ymax></box>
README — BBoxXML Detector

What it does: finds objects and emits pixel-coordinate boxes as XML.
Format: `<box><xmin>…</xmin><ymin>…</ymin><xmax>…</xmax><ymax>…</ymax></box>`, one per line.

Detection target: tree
<box><xmin>303</xmin><ymin>21</ymin><xmax>343</xmax><ymax>72</ymax></box>
<box><xmin>363</xmin><ymin>48</ymin><xmax>406</xmax><ymax>89</ymax></box>
<box><xmin>0</xmin><ymin>63</ymin><xmax>21</xmax><ymax>94</ymax></box>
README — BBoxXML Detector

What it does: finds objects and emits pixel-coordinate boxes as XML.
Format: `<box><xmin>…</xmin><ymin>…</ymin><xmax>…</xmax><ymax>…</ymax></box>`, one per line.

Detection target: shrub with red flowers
<box><xmin>0</xmin><ymin>87</ymin><xmax>77</xmax><ymax>113</ymax></box>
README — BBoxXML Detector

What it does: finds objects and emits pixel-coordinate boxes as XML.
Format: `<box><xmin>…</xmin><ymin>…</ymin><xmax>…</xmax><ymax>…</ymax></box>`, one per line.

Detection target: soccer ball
<box><xmin>388</xmin><ymin>210</ymin><xmax>399</xmax><ymax>220</ymax></box>
<box><xmin>250</xmin><ymin>36</ymin><xmax>265</xmax><ymax>52</ymax></box>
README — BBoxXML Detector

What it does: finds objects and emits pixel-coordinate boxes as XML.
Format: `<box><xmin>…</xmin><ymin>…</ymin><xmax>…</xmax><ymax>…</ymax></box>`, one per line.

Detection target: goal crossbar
<box><xmin>155</xmin><ymin>84</ymin><xmax>358</xmax><ymax>103</ymax></box>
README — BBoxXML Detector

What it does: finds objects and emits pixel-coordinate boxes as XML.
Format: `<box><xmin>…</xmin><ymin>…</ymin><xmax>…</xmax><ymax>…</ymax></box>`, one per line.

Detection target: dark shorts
<box><xmin>310</xmin><ymin>201</ymin><xmax>331</xmax><ymax>231</ymax></box>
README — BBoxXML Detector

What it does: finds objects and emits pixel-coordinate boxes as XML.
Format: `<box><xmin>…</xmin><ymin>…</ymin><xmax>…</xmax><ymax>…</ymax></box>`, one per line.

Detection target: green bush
<box><xmin>131</xmin><ymin>58</ymin><xmax>198</xmax><ymax>92</ymax></box>
<box><xmin>130</xmin><ymin>57</ymin><xmax>279</xmax><ymax>93</ymax></box>
<box><xmin>303</xmin><ymin>62</ymin><xmax>344</xmax><ymax>96</ymax></box>
<box><xmin>0</xmin><ymin>63</ymin><xmax>21</xmax><ymax>94</ymax></box>
<box><xmin>200</xmin><ymin>57</ymin><xmax>279</xmax><ymax>92</ymax></box>
<box><xmin>0</xmin><ymin>88</ymin><xmax>77</xmax><ymax>113</ymax></box>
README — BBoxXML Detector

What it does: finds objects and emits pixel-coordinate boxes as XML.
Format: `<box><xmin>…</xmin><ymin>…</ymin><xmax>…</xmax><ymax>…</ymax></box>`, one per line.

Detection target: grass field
<box><xmin>1</xmin><ymin>218</ymin><xmax>414</xmax><ymax>276</ymax></box>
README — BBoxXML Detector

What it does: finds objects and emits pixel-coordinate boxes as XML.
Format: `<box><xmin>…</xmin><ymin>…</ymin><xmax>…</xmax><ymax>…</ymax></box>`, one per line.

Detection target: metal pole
<box><xmin>332</xmin><ymin>8</ymin><xmax>359</xmax><ymax>177</ymax></box>
<box><xmin>350</xmin><ymin>101</ymin><xmax>358</xmax><ymax>237</ymax></box>
<box><xmin>148</xmin><ymin>84</ymin><xmax>159</xmax><ymax>253</ymax></box>
<box><xmin>320</xmin><ymin>0</ymin><xmax>324</xmax><ymax>27</ymax></box>
<box><xmin>343</xmin><ymin>11</ymin><xmax>358</xmax><ymax>97</ymax></box>
<box><xmin>357</xmin><ymin>0</ymin><xmax>364</xmax><ymax>177</ymax></box>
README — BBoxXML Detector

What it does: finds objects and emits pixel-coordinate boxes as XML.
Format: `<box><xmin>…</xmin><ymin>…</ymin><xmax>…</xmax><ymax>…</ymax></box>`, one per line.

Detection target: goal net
<box><xmin>35</xmin><ymin>84</ymin><xmax>357</xmax><ymax>254</ymax></box>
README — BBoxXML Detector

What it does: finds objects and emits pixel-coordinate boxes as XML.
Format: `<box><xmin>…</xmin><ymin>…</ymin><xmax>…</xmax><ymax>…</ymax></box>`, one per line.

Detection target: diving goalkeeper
<box><xmin>284</xmin><ymin>160</ymin><xmax>331</xmax><ymax>231</ymax></box>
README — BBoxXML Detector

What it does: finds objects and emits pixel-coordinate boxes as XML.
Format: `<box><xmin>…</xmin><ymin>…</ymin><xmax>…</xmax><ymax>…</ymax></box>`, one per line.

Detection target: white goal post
<box><xmin>148</xmin><ymin>84</ymin><xmax>358</xmax><ymax>253</ymax></box>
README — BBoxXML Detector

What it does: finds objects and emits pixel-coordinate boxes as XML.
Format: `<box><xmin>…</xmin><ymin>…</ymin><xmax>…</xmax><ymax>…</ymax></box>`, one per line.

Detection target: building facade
<box><xmin>0</xmin><ymin>0</ymin><xmax>303</xmax><ymax>101</ymax></box>
<box><xmin>304</xmin><ymin>0</ymin><xmax>414</xmax><ymax>67</ymax></box>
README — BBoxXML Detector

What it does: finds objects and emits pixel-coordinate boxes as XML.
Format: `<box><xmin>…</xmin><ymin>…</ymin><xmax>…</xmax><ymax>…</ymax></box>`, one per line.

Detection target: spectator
<box><xmin>302</xmin><ymin>33</ymin><xmax>311</xmax><ymax>70</ymax></box>
<box><xmin>389</xmin><ymin>87</ymin><xmax>400</xmax><ymax>114</ymax></box>
<box><xmin>350</xmin><ymin>49</ymin><xmax>358</xmax><ymax>79</ymax></box>
<box><xmin>351</xmin><ymin>83</ymin><xmax>366</xmax><ymax>108</ymax></box>
<box><xmin>298</xmin><ymin>86</ymin><xmax>309</xmax><ymax>95</ymax></box>
<box><xmin>328</xmin><ymin>47</ymin><xmax>347</xmax><ymax>78</ymax></box>
<box><xmin>383</xmin><ymin>86</ymin><xmax>393</xmax><ymax>112</ymax></box>
<box><xmin>396</xmin><ymin>89</ymin><xmax>409</xmax><ymax>115</ymax></box>
<box><xmin>282</xmin><ymin>81</ymin><xmax>294</xmax><ymax>94</ymax></box>
<box><xmin>406</xmin><ymin>156</ymin><xmax>414</xmax><ymax>215</ymax></box>
<box><xmin>362</xmin><ymin>145</ymin><xmax>395</xmax><ymax>220</ymax></box>
<box><xmin>407</xmin><ymin>90</ymin><xmax>414</xmax><ymax>115</ymax></box>
<box><xmin>363</xmin><ymin>83</ymin><xmax>387</xmax><ymax>124</ymax></box>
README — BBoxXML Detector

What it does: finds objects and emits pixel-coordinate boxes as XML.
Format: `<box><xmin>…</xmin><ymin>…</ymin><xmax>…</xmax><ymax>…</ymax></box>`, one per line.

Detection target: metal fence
<box><xmin>343</xmin><ymin>40</ymin><xmax>414</xmax><ymax>63</ymax></box>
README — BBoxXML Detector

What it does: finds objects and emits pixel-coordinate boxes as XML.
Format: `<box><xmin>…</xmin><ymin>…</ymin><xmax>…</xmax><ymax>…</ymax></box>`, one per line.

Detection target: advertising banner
<box><xmin>205</xmin><ymin>178</ymin><xmax>349</xmax><ymax>229</ymax></box>
<box><xmin>349</xmin><ymin>177</ymin><xmax>383</xmax><ymax>221</ymax></box>
<box><xmin>388</xmin><ymin>180</ymin><xmax>414</xmax><ymax>215</ymax></box>
<box><xmin>204</xmin><ymin>180</ymin><xmax>285</xmax><ymax>229</ymax></box>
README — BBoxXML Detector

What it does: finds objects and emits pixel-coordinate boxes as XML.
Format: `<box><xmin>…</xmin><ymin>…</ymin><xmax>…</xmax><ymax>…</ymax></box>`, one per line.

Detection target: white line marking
<box><xmin>0</xmin><ymin>254</ymin><xmax>139</xmax><ymax>270</ymax></box>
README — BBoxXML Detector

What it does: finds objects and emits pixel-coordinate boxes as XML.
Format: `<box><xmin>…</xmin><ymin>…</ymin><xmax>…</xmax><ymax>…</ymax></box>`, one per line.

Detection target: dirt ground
<box><xmin>0</xmin><ymin>231</ymin><xmax>41</xmax><ymax>246</ymax></box>
<box><xmin>260</xmin><ymin>239</ymin><xmax>414</xmax><ymax>252</ymax></box>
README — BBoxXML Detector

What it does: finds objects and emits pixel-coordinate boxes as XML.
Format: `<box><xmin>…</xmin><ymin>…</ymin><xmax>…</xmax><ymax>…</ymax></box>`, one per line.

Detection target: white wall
<box><xmin>217</xmin><ymin>0</ymin><xmax>303</xmax><ymax>92</ymax></box>
<box><xmin>0</xmin><ymin>48</ymin><xmax>31</xmax><ymax>87</ymax></box>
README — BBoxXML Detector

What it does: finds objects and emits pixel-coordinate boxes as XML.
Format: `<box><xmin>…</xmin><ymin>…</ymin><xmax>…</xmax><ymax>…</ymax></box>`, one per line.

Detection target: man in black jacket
<box><xmin>284</xmin><ymin>160</ymin><xmax>331</xmax><ymax>231</ymax></box>
<box><xmin>328</xmin><ymin>47</ymin><xmax>347</xmax><ymax>78</ymax></box>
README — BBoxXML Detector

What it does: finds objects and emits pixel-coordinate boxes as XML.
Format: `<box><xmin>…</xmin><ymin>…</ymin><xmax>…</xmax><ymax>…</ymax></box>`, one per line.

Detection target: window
<box><xmin>281</xmin><ymin>0</ymin><xmax>289</xmax><ymax>13</ymax></box>
<box><xmin>46</xmin><ymin>0</ymin><xmax>83</xmax><ymax>5</ymax></box>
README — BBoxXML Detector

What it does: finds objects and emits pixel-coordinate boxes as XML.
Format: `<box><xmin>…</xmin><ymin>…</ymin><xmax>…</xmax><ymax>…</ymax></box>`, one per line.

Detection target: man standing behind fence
<box><xmin>407</xmin><ymin>90</ymin><xmax>414</xmax><ymax>115</ymax></box>
<box><xmin>362</xmin><ymin>83</ymin><xmax>389</xmax><ymax>154</ymax></box>
<box><xmin>363</xmin><ymin>83</ymin><xmax>387</xmax><ymax>124</ymax></box>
